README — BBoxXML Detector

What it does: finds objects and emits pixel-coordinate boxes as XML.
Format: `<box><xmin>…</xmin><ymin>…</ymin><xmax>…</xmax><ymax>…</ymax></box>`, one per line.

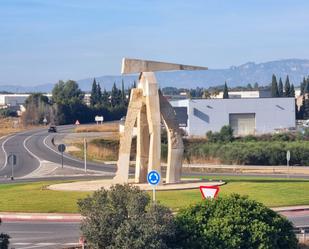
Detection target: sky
<box><xmin>1</xmin><ymin>0</ymin><xmax>309</xmax><ymax>85</ymax></box>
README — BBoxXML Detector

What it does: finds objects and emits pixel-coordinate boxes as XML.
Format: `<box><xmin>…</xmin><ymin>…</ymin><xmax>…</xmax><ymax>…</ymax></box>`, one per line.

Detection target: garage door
<box><xmin>229</xmin><ymin>113</ymin><xmax>256</xmax><ymax>136</ymax></box>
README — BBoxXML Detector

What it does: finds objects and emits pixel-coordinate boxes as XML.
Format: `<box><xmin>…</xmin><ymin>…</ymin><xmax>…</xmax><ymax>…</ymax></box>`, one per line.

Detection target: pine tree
<box><xmin>300</xmin><ymin>77</ymin><xmax>306</xmax><ymax>95</ymax></box>
<box><xmin>223</xmin><ymin>82</ymin><xmax>229</xmax><ymax>99</ymax></box>
<box><xmin>305</xmin><ymin>77</ymin><xmax>309</xmax><ymax>94</ymax></box>
<box><xmin>271</xmin><ymin>74</ymin><xmax>279</xmax><ymax>97</ymax></box>
<box><xmin>253</xmin><ymin>82</ymin><xmax>259</xmax><ymax>89</ymax></box>
<box><xmin>121</xmin><ymin>79</ymin><xmax>126</xmax><ymax>105</ymax></box>
<box><xmin>304</xmin><ymin>98</ymin><xmax>309</xmax><ymax>119</ymax></box>
<box><xmin>278</xmin><ymin>78</ymin><xmax>283</xmax><ymax>97</ymax></box>
<box><xmin>102</xmin><ymin>88</ymin><xmax>109</xmax><ymax>106</ymax></box>
<box><xmin>111</xmin><ymin>82</ymin><xmax>121</xmax><ymax>107</ymax></box>
<box><xmin>97</xmin><ymin>83</ymin><xmax>102</xmax><ymax>105</ymax></box>
<box><xmin>297</xmin><ymin>95</ymin><xmax>305</xmax><ymax>119</ymax></box>
<box><xmin>90</xmin><ymin>78</ymin><xmax>98</xmax><ymax>106</ymax></box>
<box><xmin>290</xmin><ymin>84</ymin><xmax>295</xmax><ymax>97</ymax></box>
<box><xmin>284</xmin><ymin>75</ymin><xmax>291</xmax><ymax>97</ymax></box>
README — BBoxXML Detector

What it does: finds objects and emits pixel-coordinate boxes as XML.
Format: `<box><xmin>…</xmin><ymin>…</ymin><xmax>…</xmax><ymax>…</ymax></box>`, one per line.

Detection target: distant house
<box><xmin>170</xmin><ymin>98</ymin><xmax>295</xmax><ymax>136</ymax></box>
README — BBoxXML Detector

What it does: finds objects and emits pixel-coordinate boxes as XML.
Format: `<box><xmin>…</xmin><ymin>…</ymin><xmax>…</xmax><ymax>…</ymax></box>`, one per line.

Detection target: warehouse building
<box><xmin>170</xmin><ymin>98</ymin><xmax>295</xmax><ymax>136</ymax></box>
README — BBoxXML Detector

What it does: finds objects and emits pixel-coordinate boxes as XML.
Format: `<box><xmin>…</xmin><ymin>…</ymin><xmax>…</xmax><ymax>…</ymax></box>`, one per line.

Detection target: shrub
<box><xmin>206</xmin><ymin>125</ymin><xmax>234</xmax><ymax>143</ymax></box>
<box><xmin>186</xmin><ymin>141</ymin><xmax>309</xmax><ymax>165</ymax></box>
<box><xmin>78</xmin><ymin>184</ymin><xmax>176</xmax><ymax>249</ymax></box>
<box><xmin>175</xmin><ymin>194</ymin><xmax>298</xmax><ymax>249</ymax></box>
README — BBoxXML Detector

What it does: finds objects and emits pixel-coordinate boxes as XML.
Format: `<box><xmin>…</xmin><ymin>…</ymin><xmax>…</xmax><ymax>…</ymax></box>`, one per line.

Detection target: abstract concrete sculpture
<box><xmin>113</xmin><ymin>58</ymin><xmax>208</xmax><ymax>184</ymax></box>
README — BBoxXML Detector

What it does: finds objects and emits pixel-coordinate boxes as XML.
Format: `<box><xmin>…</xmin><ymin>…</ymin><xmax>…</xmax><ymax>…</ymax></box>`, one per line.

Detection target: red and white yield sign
<box><xmin>199</xmin><ymin>186</ymin><xmax>220</xmax><ymax>199</ymax></box>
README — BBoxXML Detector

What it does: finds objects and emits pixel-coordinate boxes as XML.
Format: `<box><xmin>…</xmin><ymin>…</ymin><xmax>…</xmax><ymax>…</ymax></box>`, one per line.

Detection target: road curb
<box><xmin>272</xmin><ymin>206</ymin><xmax>309</xmax><ymax>212</ymax></box>
<box><xmin>0</xmin><ymin>212</ymin><xmax>82</xmax><ymax>222</ymax></box>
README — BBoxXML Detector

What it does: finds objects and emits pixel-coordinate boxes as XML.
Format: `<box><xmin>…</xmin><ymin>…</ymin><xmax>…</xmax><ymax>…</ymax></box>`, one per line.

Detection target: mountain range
<box><xmin>1</xmin><ymin>59</ymin><xmax>309</xmax><ymax>93</ymax></box>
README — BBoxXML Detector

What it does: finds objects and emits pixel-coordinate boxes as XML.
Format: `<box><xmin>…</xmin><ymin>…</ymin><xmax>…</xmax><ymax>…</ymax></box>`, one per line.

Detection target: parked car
<box><xmin>48</xmin><ymin>125</ymin><xmax>57</xmax><ymax>132</ymax></box>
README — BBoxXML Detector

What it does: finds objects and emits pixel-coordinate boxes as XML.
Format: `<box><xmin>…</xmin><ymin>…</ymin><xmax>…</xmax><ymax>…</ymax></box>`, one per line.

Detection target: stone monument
<box><xmin>113</xmin><ymin>58</ymin><xmax>208</xmax><ymax>184</ymax></box>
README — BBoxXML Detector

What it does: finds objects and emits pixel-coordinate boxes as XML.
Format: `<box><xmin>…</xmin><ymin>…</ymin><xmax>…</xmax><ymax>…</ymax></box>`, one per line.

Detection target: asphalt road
<box><xmin>2</xmin><ymin>211</ymin><xmax>309</xmax><ymax>249</ymax></box>
<box><xmin>0</xmin><ymin>125</ymin><xmax>116</xmax><ymax>179</ymax></box>
<box><xmin>1</xmin><ymin>221</ymin><xmax>80</xmax><ymax>249</ymax></box>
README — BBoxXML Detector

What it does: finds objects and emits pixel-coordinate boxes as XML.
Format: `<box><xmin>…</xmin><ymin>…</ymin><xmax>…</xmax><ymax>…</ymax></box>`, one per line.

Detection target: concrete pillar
<box><xmin>140</xmin><ymin>72</ymin><xmax>161</xmax><ymax>176</ymax></box>
<box><xmin>159</xmin><ymin>91</ymin><xmax>184</xmax><ymax>183</ymax></box>
<box><xmin>135</xmin><ymin>104</ymin><xmax>149</xmax><ymax>183</ymax></box>
<box><xmin>113</xmin><ymin>88</ymin><xmax>143</xmax><ymax>183</ymax></box>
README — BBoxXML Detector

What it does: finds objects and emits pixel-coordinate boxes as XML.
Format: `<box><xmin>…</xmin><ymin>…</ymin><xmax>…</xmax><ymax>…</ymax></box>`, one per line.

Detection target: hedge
<box><xmin>185</xmin><ymin>141</ymin><xmax>309</xmax><ymax>165</ymax></box>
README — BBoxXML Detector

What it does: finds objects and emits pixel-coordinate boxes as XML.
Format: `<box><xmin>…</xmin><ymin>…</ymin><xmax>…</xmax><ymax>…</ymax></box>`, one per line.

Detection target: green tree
<box><xmin>284</xmin><ymin>75</ymin><xmax>291</xmax><ymax>97</ymax></box>
<box><xmin>304</xmin><ymin>98</ymin><xmax>309</xmax><ymax>119</ymax></box>
<box><xmin>52</xmin><ymin>80</ymin><xmax>87</xmax><ymax>124</ymax></box>
<box><xmin>97</xmin><ymin>83</ymin><xmax>102</xmax><ymax>105</ymax></box>
<box><xmin>22</xmin><ymin>93</ymin><xmax>50</xmax><ymax>125</ymax></box>
<box><xmin>78</xmin><ymin>184</ymin><xmax>176</xmax><ymax>249</ymax></box>
<box><xmin>90</xmin><ymin>78</ymin><xmax>98</xmax><ymax>106</ymax></box>
<box><xmin>175</xmin><ymin>194</ymin><xmax>298</xmax><ymax>249</ymax></box>
<box><xmin>253</xmin><ymin>82</ymin><xmax>259</xmax><ymax>89</ymax></box>
<box><xmin>121</xmin><ymin>79</ymin><xmax>126</xmax><ymax>105</ymax></box>
<box><xmin>305</xmin><ymin>77</ymin><xmax>309</xmax><ymax>94</ymax></box>
<box><xmin>298</xmin><ymin>95</ymin><xmax>305</xmax><ymax>119</ymax></box>
<box><xmin>290</xmin><ymin>84</ymin><xmax>295</xmax><ymax>97</ymax></box>
<box><xmin>278</xmin><ymin>78</ymin><xmax>283</xmax><ymax>97</ymax></box>
<box><xmin>202</xmin><ymin>90</ymin><xmax>211</xmax><ymax>99</ymax></box>
<box><xmin>271</xmin><ymin>74</ymin><xmax>279</xmax><ymax>97</ymax></box>
<box><xmin>111</xmin><ymin>82</ymin><xmax>121</xmax><ymax>107</ymax></box>
<box><xmin>223</xmin><ymin>82</ymin><xmax>229</xmax><ymax>99</ymax></box>
<box><xmin>300</xmin><ymin>77</ymin><xmax>306</xmax><ymax>95</ymax></box>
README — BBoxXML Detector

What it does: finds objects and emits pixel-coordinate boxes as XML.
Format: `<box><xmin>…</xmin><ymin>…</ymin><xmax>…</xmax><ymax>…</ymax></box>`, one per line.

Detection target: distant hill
<box><xmin>1</xmin><ymin>59</ymin><xmax>309</xmax><ymax>93</ymax></box>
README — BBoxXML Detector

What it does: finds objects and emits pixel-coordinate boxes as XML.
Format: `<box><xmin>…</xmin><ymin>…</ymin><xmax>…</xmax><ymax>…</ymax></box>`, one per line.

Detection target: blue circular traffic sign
<box><xmin>147</xmin><ymin>170</ymin><xmax>160</xmax><ymax>185</ymax></box>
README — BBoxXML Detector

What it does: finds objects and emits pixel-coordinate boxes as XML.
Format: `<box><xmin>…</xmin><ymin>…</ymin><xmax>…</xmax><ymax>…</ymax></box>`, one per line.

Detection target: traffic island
<box><xmin>47</xmin><ymin>178</ymin><xmax>225</xmax><ymax>192</ymax></box>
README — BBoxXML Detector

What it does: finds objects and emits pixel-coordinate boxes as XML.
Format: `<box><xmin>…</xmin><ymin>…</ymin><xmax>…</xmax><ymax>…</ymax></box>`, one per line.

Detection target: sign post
<box><xmin>95</xmin><ymin>116</ymin><xmax>104</xmax><ymax>125</ymax></box>
<box><xmin>147</xmin><ymin>170</ymin><xmax>160</xmax><ymax>203</ymax></box>
<box><xmin>84</xmin><ymin>138</ymin><xmax>87</xmax><ymax>172</ymax></box>
<box><xmin>58</xmin><ymin>144</ymin><xmax>66</xmax><ymax>168</ymax></box>
<box><xmin>8</xmin><ymin>153</ymin><xmax>17</xmax><ymax>180</ymax></box>
<box><xmin>286</xmin><ymin>150</ymin><xmax>291</xmax><ymax>178</ymax></box>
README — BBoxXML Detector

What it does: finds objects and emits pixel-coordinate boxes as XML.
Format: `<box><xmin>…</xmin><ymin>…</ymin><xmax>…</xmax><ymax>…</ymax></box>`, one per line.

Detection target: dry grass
<box><xmin>75</xmin><ymin>123</ymin><xmax>119</xmax><ymax>133</ymax></box>
<box><xmin>70</xmin><ymin>137</ymin><xmax>137</xmax><ymax>162</ymax></box>
<box><xmin>0</xmin><ymin>117</ymin><xmax>24</xmax><ymax>137</ymax></box>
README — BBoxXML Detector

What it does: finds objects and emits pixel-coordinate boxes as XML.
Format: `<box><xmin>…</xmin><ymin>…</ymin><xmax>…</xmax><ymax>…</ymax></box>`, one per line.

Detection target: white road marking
<box><xmin>43</xmin><ymin>134</ymin><xmax>85</xmax><ymax>164</ymax></box>
<box><xmin>0</xmin><ymin>134</ymin><xmax>17</xmax><ymax>171</ymax></box>
<box><xmin>17</xmin><ymin>244</ymin><xmax>58</xmax><ymax>249</ymax></box>
<box><xmin>13</xmin><ymin>242</ymin><xmax>78</xmax><ymax>249</ymax></box>
<box><xmin>22</xmin><ymin>134</ymin><xmax>42</xmax><ymax>166</ymax></box>
<box><xmin>10</xmin><ymin>231</ymin><xmax>52</xmax><ymax>234</ymax></box>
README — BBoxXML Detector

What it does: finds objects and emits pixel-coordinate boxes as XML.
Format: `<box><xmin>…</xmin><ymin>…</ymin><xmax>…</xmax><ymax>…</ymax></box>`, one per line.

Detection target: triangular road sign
<box><xmin>199</xmin><ymin>186</ymin><xmax>219</xmax><ymax>199</ymax></box>
<box><xmin>75</xmin><ymin>120</ymin><xmax>80</xmax><ymax>125</ymax></box>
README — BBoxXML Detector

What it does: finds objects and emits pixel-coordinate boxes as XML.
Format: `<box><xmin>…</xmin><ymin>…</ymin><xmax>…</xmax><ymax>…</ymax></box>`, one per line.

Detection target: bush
<box><xmin>206</xmin><ymin>125</ymin><xmax>234</xmax><ymax>143</ymax></box>
<box><xmin>0</xmin><ymin>109</ymin><xmax>17</xmax><ymax>118</ymax></box>
<box><xmin>175</xmin><ymin>194</ymin><xmax>298</xmax><ymax>249</ymax></box>
<box><xmin>185</xmin><ymin>141</ymin><xmax>309</xmax><ymax>165</ymax></box>
<box><xmin>78</xmin><ymin>184</ymin><xmax>176</xmax><ymax>249</ymax></box>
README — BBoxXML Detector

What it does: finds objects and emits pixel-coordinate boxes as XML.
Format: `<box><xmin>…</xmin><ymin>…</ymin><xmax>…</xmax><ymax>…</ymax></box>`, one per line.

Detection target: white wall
<box><xmin>171</xmin><ymin>98</ymin><xmax>295</xmax><ymax>136</ymax></box>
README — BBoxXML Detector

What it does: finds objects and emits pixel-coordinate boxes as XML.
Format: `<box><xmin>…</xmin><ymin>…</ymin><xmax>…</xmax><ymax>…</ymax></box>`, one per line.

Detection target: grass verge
<box><xmin>0</xmin><ymin>176</ymin><xmax>309</xmax><ymax>213</ymax></box>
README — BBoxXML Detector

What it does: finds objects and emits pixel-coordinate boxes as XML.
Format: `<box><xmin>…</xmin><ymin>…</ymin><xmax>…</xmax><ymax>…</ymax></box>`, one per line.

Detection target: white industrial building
<box><xmin>0</xmin><ymin>93</ymin><xmax>92</xmax><ymax>107</ymax></box>
<box><xmin>170</xmin><ymin>98</ymin><xmax>295</xmax><ymax>136</ymax></box>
